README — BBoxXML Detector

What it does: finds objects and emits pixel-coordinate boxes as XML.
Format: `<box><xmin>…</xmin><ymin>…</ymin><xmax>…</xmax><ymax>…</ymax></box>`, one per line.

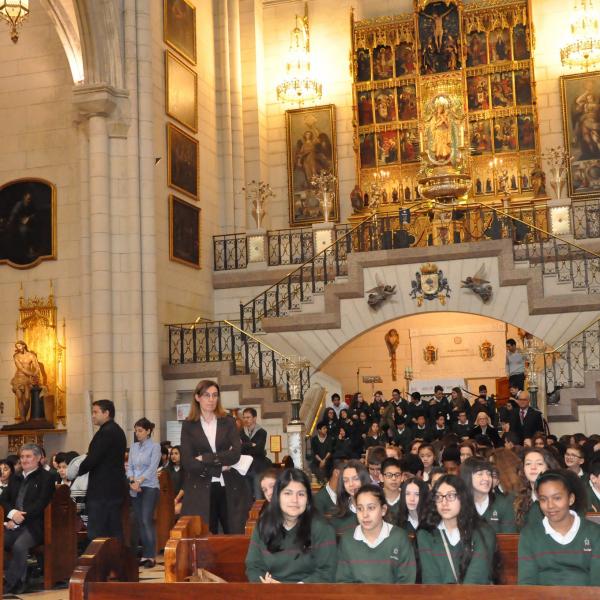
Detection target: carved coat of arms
<box><xmin>410</xmin><ymin>263</ymin><xmax>451</xmax><ymax>306</ymax></box>
<box><xmin>479</xmin><ymin>340</ymin><xmax>495</xmax><ymax>361</ymax></box>
<box><xmin>423</xmin><ymin>344</ymin><xmax>438</xmax><ymax>365</ymax></box>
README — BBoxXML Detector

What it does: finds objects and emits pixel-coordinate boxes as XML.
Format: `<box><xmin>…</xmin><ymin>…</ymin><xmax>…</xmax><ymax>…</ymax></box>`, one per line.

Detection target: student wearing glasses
<box><xmin>564</xmin><ymin>445</ymin><xmax>587</xmax><ymax>481</ymax></box>
<box><xmin>417</xmin><ymin>474</ymin><xmax>496</xmax><ymax>584</ymax></box>
<box><xmin>380</xmin><ymin>458</ymin><xmax>402</xmax><ymax>521</ymax></box>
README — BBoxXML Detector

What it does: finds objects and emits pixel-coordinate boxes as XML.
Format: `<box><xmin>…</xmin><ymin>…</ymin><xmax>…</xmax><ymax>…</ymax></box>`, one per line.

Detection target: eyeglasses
<box><xmin>384</xmin><ymin>472</ymin><xmax>402</xmax><ymax>480</ymax></box>
<box><xmin>434</xmin><ymin>492</ymin><xmax>458</xmax><ymax>503</ymax></box>
<box><xmin>201</xmin><ymin>392</ymin><xmax>219</xmax><ymax>399</ymax></box>
<box><xmin>565</xmin><ymin>452</ymin><xmax>582</xmax><ymax>459</ymax></box>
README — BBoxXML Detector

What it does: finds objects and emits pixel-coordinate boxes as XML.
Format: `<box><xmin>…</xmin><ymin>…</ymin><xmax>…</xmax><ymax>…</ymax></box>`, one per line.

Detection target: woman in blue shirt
<box><xmin>127</xmin><ymin>417</ymin><xmax>161</xmax><ymax>567</ymax></box>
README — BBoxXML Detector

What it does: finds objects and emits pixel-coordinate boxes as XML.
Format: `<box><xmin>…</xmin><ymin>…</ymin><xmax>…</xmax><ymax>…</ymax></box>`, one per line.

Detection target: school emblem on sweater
<box><xmin>584</xmin><ymin>538</ymin><xmax>591</xmax><ymax>552</ymax></box>
<box><xmin>410</xmin><ymin>263</ymin><xmax>451</xmax><ymax>306</ymax></box>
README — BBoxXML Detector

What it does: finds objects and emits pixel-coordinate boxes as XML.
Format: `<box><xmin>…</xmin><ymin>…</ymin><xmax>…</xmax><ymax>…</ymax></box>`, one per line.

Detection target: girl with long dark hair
<box><xmin>245</xmin><ymin>468</ymin><xmax>336</xmax><ymax>583</ymax></box>
<box><xmin>417</xmin><ymin>474</ymin><xmax>496</xmax><ymax>584</ymax></box>
<box><xmin>396</xmin><ymin>477</ymin><xmax>429</xmax><ymax>534</ymax></box>
<box><xmin>518</xmin><ymin>469</ymin><xmax>600</xmax><ymax>586</ymax></box>
<box><xmin>328</xmin><ymin>459</ymin><xmax>371</xmax><ymax>536</ymax></box>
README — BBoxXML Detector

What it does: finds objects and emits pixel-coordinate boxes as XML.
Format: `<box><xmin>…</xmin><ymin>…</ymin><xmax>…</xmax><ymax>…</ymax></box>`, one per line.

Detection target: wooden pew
<box><xmin>167</xmin><ymin>515</ymin><xmax>209</xmax><ymax>540</ymax></box>
<box><xmin>244</xmin><ymin>500</ymin><xmax>264</xmax><ymax>536</ymax></box>
<box><xmin>155</xmin><ymin>470</ymin><xmax>176</xmax><ymax>552</ymax></box>
<box><xmin>586</xmin><ymin>511</ymin><xmax>600</xmax><ymax>525</ymax></box>
<box><xmin>496</xmin><ymin>534</ymin><xmax>518</xmax><ymax>585</ymax></box>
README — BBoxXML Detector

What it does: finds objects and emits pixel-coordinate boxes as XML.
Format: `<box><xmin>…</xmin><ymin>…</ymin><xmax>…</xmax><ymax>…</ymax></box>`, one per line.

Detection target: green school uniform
<box><xmin>385</xmin><ymin>495</ymin><xmax>401</xmax><ymax>523</ymax></box>
<box><xmin>245</xmin><ymin>517</ymin><xmax>337</xmax><ymax>583</ymax></box>
<box><xmin>336</xmin><ymin>523</ymin><xmax>416</xmax><ymax>583</ymax></box>
<box><xmin>417</xmin><ymin>524</ymin><xmax>496</xmax><ymax>584</ymax></box>
<box><xmin>517</xmin><ymin>498</ymin><xmax>543</xmax><ymax>531</ymax></box>
<box><xmin>329</xmin><ymin>510</ymin><xmax>359</xmax><ymax>538</ymax></box>
<box><xmin>481</xmin><ymin>493</ymin><xmax>517</xmax><ymax>533</ymax></box>
<box><xmin>313</xmin><ymin>485</ymin><xmax>337</xmax><ymax>516</ymax></box>
<box><xmin>518</xmin><ymin>515</ymin><xmax>600</xmax><ymax>586</ymax></box>
<box><xmin>585</xmin><ymin>480</ymin><xmax>600</xmax><ymax>513</ymax></box>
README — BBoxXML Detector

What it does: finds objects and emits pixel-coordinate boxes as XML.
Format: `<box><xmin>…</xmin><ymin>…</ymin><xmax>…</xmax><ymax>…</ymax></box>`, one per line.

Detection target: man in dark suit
<box><xmin>77</xmin><ymin>399</ymin><xmax>127</xmax><ymax>541</ymax></box>
<box><xmin>510</xmin><ymin>390</ymin><xmax>544</xmax><ymax>443</ymax></box>
<box><xmin>1</xmin><ymin>443</ymin><xmax>55</xmax><ymax>594</ymax></box>
<box><xmin>240</xmin><ymin>407</ymin><xmax>271</xmax><ymax>498</ymax></box>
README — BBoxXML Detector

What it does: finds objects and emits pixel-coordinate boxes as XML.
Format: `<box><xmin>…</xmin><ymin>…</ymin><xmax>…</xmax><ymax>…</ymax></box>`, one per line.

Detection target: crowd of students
<box><xmin>245</xmin><ymin>387</ymin><xmax>600</xmax><ymax>586</ymax></box>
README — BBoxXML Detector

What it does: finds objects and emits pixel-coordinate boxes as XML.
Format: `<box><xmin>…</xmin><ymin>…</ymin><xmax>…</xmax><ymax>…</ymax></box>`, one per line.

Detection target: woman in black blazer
<box><xmin>180</xmin><ymin>379</ymin><xmax>250</xmax><ymax>533</ymax></box>
<box><xmin>470</xmin><ymin>411</ymin><xmax>502</xmax><ymax>447</ymax></box>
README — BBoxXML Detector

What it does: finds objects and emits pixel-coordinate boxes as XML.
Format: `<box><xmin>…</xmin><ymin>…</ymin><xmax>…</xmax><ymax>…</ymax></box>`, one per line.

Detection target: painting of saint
<box><xmin>515</xmin><ymin>69</ymin><xmax>532</xmax><ymax>105</ymax></box>
<box><xmin>357</xmin><ymin>91</ymin><xmax>374</xmax><ymax>126</ymax></box>
<box><xmin>165</xmin><ymin>51</ymin><xmax>198</xmax><ymax>132</ymax></box>
<box><xmin>377</xmin><ymin>130</ymin><xmax>400</xmax><ymax>165</ymax></box>
<box><xmin>356</xmin><ymin>47</ymin><xmax>372</xmax><ymax>82</ymax></box>
<box><xmin>170</xmin><ymin>196</ymin><xmax>200</xmax><ymax>268</ymax></box>
<box><xmin>517</xmin><ymin>114</ymin><xmax>536</xmax><ymax>150</ymax></box>
<box><xmin>374</xmin><ymin>88</ymin><xmax>397</xmax><ymax>123</ymax></box>
<box><xmin>491</xmin><ymin>72</ymin><xmax>514</xmax><ymax>108</ymax></box>
<box><xmin>418</xmin><ymin>2</ymin><xmax>461</xmax><ymax>75</ymax></box>
<box><xmin>467</xmin><ymin>75</ymin><xmax>489</xmax><ymax>111</ymax></box>
<box><xmin>164</xmin><ymin>0</ymin><xmax>196</xmax><ymax>64</ymax></box>
<box><xmin>373</xmin><ymin>45</ymin><xmax>394</xmax><ymax>80</ymax></box>
<box><xmin>360</xmin><ymin>133</ymin><xmax>376</xmax><ymax>168</ymax></box>
<box><xmin>168</xmin><ymin>123</ymin><xmax>198</xmax><ymax>199</ymax></box>
<box><xmin>490</xmin><ymin>29</ymin><xmax>512</xmax><ymax>62</ymax></box>
<box><xmin>395</xmin><ymin>42</ymin><xmax>416</xmax><ymax>76</ymax></box>
<box><xmin>466</xmin><ymin>31</ymin><xmax>488</xmax><ymax>67</ymax></box>
<box><xmin>0</xmin><ymin>179</ymin><xmax>55</xmax><ymax>269</ymax></box>
<box><xmin>397</xmin><ymin>84</ymin><xmax>418</xmax><ymax>120</ymax></box>
<box><xmin>513</xmin><ymin>24</ymin><xmax>530</xmax><ymax>61</ymax></box>
<box><xmin>493</xmin><ymin>116</ymin><xmax>518</xmax><ymax>153</ymax></box>
<box><xmin>400</xmin><ymin>128</ymin><xmax>420</xmax><ymax>163</ymax></box>
<box><xmin>469</xmin><ymin>120</ymin><xmax>492</xmax><ymax>155</ymax></box>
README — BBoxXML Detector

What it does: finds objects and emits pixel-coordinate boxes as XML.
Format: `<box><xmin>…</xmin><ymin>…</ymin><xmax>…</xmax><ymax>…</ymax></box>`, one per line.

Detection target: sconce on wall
<box><xmin>0</xmin><ymin>0</ymin><xmax>29</xmax><ymax>43</ymax></box>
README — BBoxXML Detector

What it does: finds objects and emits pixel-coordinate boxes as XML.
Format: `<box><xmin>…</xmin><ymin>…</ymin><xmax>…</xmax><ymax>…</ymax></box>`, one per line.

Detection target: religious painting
<box><xmin>466</xmin><ymin>31</ymin><xmax>487</xmax><ymax>67</ymax></box>
<box><xmin>286</xmin><ymin>104</ymin><xmax>338</xmax><ymax>226</ymax></box>
<box><xmin>560</xmin><ymin>71</ymin><xmax>600</xmax><ymax>197</ymax></box>
<box><xmin>169</xmin><ymin>195</ymin><xmax>200</xmax><ymax>268</ymax></box>
<box><xmin>469</xmin><ymin>120</ymin><xmax>492</xmax><ymax>155</ymax></box>
<box><xmin>395</xmin><ymin>42</ymin><xmax>416</xmax><ymax>76</ymax></box>
<box><xmin>489</xmin><ymin>28</ymin><xmax>512</xmax><ymax>63</ymax></box>
<box><xmin>376</xmin><ymin>130</ymin><xmax>399</xmax><ymax>165</ymax></box>
<box><xmin>513</xmin><ymin>24</ymin><xmax>530</xmax><ymax>61</ymax></box>
<box><xmin>356</xmin><ymin>91</ymin><xmax>374</xmax><ymax>126</ymax></box>
<box><xmin>0</xmin><ymin>179</ymin><xmax>56</xmax><ymax>269</ymax></box>
<box><xmin>400</xmin><ymin>128</ymin><xmax>420</xmax><ymax>163</ymax></box>
<box><xmin>493</xmin><ymin>116</ymin><xmax>518</xmax><ymax>153</ymax></box>
<box><xmin>373</xmin><ymin>45</ymin><xmax>394</xmax><ymax>80</ymax></box>
<box><xmin>517</xmin><ymin>114</ymin><xmax>535</xmax><ymax>150</ymax></box>
<box><xmin>167</xmin><ymin>123</ymin><xmax>198</xmax><ymax>199</ymax></box>
<box><xmin>355</xmin><ymin>47</ymin><xmax>372</xmax><ymax>82</ymax></box>
<box><xmin>163</xmin><ymin>0</ymin><xmax>196</xmax><ymax>64</ymax></box>
<box><xmin>472</xmin><ymin>166</ymin><xmax>494</xmax><ymax>196</ymax></box>
<box><xmin>506</xmin><ymin>162</ymin><xmax>521</xmax><ymax>193</ymax></box>
<box><xmin>467</xmin><ymin>75</ymin><xmax>489</xmax><ymax>111</ymax></box>
<box><xmin>397</xmin><ymin>84</ymin><xmax>418</xmax><ymax>120</ymax></box>
<box><xmin>515</xmin><ymin>69</ymin><xmax>532</xmax><ymax>105</ymax></box>
<box><xmin>491</xmin><ymin>71</ymin><xmax>514</xmax><ymax>108</ymax></box>
<box><xmin>374</xmin><ymin>88</ymin><xmax>397</xmax><ymax>123</ymax></box>
<box><xmin>165</xmin><ymin>51</ymin><xmax>198</xmax><ymax>132</ymax></box>
<box><xmin>360</xmin><ymin>133</ymin><xmax>376</xmax><ymax>168</ymax></box>
<box><xmin>418</xmin><ymin>1</ymin><xmax>461</xmax><ymax>75</ymax></box>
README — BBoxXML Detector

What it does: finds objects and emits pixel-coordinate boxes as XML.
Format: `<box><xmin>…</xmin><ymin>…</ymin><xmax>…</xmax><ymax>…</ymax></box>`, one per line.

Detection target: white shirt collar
<box><xmin>590</xmin><ymin>479</ymin><xmax>600</xmax><ymax>502</ymax></box>
<box><xmin>577</xmin><ymin>468</ymin><xmax>585</xmax><ymax>478</ymax></box>
<box><xmin>475</xmin><ymin>496</ymin><xmax>490</xmax><ymax>516</ymax></box>
<box><xmin>543</xmin><ymin>510</ymin><xmax>580</xmax><ymax>545</ymax></box>
<box><xmin>408</xmin><ymin>514</ymin><xmax>419</xmax><ymax>530</ymax></box>
<box><xmin>438</xmin><ymin>521</ymin><xmax>460</xmax><ymax>546</ymax></box>
<box><xmin>353</xmin><ymin>521</ymin><xmax>393</xmax><ymax>548</ymax></box>
<box><xmin>325</xmin><ymin>483</ymin><xmax>337</xmax><ymax>504</ymax></box>
<box><xmin>349</xmin><ymin>502</ymin><xmax>356</xmax><ymax>514</ymax></box>
<box><xmin>386</xmin><ymin>493</ymin><xmax>400</xmax><ymax>506</ymax></box>
<box><xmin>531</xmin><ymin>489</ymin><xmax>538</xmax><ymax>502</ymax></box>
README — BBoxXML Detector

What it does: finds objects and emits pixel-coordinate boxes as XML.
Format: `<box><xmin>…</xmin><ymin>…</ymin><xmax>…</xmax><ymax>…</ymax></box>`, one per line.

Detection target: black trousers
<box><xmin>509</xmin><ymin>373</ymin><xmax>525</xmax><ymax>391</ymax></box>
<box><xmin>87</xmin><ymin>497</ymin><xmax>124</xmax><ymax>541</ymax></box>
<box><xmin>4</xmin><ymin>526</ymin><xmax>37</xmax><ymax>588</ymax></box>
<box><xmin>209</xmin><ymin>483</ymin><xmax>229</xmax><ymax>534</ymax></box>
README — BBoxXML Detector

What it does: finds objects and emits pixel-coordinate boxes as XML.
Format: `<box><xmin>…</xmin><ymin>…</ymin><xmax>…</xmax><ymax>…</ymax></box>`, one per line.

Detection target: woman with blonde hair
<box><xmin>470</xmin><ymin>412</ymin><xmax>502</xmax><ymax>447</ymax></box>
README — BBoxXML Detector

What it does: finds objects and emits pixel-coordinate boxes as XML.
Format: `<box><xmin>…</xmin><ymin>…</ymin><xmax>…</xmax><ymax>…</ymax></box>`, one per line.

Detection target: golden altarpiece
<box><xmin>349</xmin><ymin>0</ymin><xmax>549</xmax><ymax>243</ymax></box>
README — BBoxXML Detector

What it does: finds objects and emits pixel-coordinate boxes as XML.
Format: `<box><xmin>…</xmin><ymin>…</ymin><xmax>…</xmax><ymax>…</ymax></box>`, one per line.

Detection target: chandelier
<box><xmin>0</xmin><ymin>0</ymin><xmax>29</xmax><ymax>43</ymax></box>
<box><xmin>560</xmin><ymin>0</ymin><xmax>600</xmax><ymax>71</ymax></box>
<box><xmin>276</xmin><ymin>3</ymin><xmax>322</xmax><ymax>105</ymax></box>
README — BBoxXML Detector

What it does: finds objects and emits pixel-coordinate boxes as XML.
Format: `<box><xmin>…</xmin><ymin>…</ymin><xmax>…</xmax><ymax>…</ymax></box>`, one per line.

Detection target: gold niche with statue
<box><xmin>351</xmin><ymin>0</ymin><xmax>543</xmax><ymax>208</ymax></box>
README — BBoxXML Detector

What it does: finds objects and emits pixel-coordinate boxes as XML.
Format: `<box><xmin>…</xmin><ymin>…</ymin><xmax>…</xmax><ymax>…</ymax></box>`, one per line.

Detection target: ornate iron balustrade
<box><xmin>167</xmin><ymin>321</ymin><xmax>310</xmax><ymax>402</ymax></box>
<box><xmin>213</xmin><ymin>233</ymin><xmax>247</xmax><ymax>271</ymax></box>
<box><xmin>572</xmin><ymin>199</ymin><xmax>600</xmax><ymax>240</ymax></box>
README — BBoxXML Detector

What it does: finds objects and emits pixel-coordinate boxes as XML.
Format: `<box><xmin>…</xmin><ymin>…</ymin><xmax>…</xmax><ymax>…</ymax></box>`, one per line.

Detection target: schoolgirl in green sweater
<box><xmin>336</xmin><ymin>484</ymin><xmax>416</xmax><ymax>583</ymax></box>
<box><xmin>518</xmin><ymin>469</ymin><xmax>600</xmax><ymax>586</ymax></box>
<box><xmin>396</xmin><ymin>477</ymin><xmax>429</xmax><ymax>534</ymax></box>
<box><xmin>586</xmin><ymin>458</ymin><xmax>600</xmax><ymax>512</ymax></box>
<box><xmin>327</xmin><ymin>459</ymin><xmax>370</xmax><ymax>537</ymax></box>
<box><xmin>461</xmin><ymin>457</ymin><xmax>516</xmax><ymax>533</ymax></box>
<box><xmin>416</xmin><ymin>474</ymin><xmax>496</xmax><ymax>584</ymax></box>
<box><xmin>245</xmin><ymin>468</ymin><xmax>337</xmax><ymax>583</ymax></box>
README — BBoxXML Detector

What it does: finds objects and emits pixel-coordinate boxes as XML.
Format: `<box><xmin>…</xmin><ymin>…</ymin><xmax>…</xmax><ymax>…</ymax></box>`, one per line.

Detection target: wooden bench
<box><xmin>244</xmin><ymin>500</ymin><xmax>264</xmax><ymax>536</ymax></box>
<box><xmin>155</xmin><ymin>470</ymin><xmax>176</xmax><ymax>552</ymax></box>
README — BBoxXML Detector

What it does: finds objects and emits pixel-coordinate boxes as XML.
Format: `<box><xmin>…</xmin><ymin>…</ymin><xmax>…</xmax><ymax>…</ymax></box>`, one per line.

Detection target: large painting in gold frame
<box><xmin>163</xmin><ymin>0</ymin><xmax>196</xmax><ymax>65</ymax></box>
<box><xmin>169</xmin><ymin>195</ymin><xmax>201</xmax><ymax>268</ymax></box>
<box><xmin>560</xmin><ymin>70</ymin><xmax>600</xmax><ymax>199</ymax></box>
<box><xmin>165</xmin><ymin>50</ymin><xmax>198</xmax><ymax>132</ymax></box>
<box><xmin>285</xmin><ymin>104</ymin><xmax>339</xmax><ymax>227</ymax></box>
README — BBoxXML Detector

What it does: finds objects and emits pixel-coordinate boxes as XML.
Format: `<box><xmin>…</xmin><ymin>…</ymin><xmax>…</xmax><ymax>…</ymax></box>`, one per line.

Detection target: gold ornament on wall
<box><xmin>479</xmin><ymin>340</ymin><xmax>495</xmax><ymax>361</ymax></box>
<box><xmin>423</xmin><ymin>343</ymin><xmax>438</xmax><ymax>364</ymax></box>
<box><xmin>384</xmin><ymin>328</ymin><xmax>400</xmax><ymax>380</ymax></box>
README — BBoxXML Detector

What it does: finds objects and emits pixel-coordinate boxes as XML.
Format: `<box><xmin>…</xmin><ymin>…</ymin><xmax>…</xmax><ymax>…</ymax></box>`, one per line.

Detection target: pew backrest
<box><xmin>155</xmin><ymin>470</ymin><xmax>175</xmax><ymax>552</ymax></box>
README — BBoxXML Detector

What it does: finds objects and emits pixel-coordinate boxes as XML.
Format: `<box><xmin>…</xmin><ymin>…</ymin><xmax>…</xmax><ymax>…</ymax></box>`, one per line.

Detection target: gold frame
<box><xmin>285</xmin><ymin>103</ymin><xmax>339</xmax><ymax>227</ymax></box>
<box><xmin>169</xmin><ymin>194</ymin><xmax>201</xmax><ymax>269</ymax></box>
<box><xmin>163</xmin><ymin>0</ymin><xmax>197</xmax><ymax>65</ymax></box>
<box><xmin>167</xmin><ymin>122</ymin><xmax>199</xmax><ymax>200</ymax></box>
<box><xmin>165</xmin><ymin>50</ymin><xmax>198</xmax><ymax>132</ymax></box>
<box><xmin>0</xmin><ymin>177</ymin><xmax>57</xmax><ymax>270</ymax></box>
<box><xmin>560</xmin><ymin>69</ymin><xmax>600</xmax><ymax>199</ymax></box>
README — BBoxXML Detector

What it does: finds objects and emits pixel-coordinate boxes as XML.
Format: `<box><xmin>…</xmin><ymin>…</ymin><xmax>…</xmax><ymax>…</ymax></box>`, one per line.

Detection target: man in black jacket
<box><xmin>240</xmin><ymin>407</ymin><xmax>271</xmax><ymax>498</ymax></box>
<box><xmin>77</xmin><ymin>399</ymin><xmax>127</xmax><ymax>541</ymax></box>
<box><xmin>1</xmin><ymin>443</ymin><xmax>55</xmax><ymax>594</ymax></box>
<box><xmin>510</xmin><ymin>390</ymin><xmax>544</xmax><ymax>444</ymax></box>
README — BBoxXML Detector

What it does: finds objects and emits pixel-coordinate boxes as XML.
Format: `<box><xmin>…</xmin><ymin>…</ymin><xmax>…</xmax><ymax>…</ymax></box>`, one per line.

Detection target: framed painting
<box><xmin>356</xmin><ymin>91</ymin><xmax>374</xmax><ymax>126</ymax></box>
<box><xmin>418</xmin><ymin>1</ymin><xmax>461</xmax><ymax>75</ymax></box>
<box><xmin>355</xmin><ymin>47</ymin><xmax>372</xmax><ymax>82</ymax></box>
<box><xmin>394</xmin><ymin>42</ymin><xmax>416</xmax><ymax>76</ymax></box>
<box><xmin>374</xmin><ymin>88</ymin><xmax>397</xmax><ymax>123</ymax></box>
<box><xmin>561</xmin><ymin>70</ymin><xmax>600</xmax><ymax>198</ymax></box>
<box><xmin>165</xmin><ymin>51</ymin><xmax>198</xmax><ymax>132</ymax></box>
<box><xmin>167</xmin><ymin>123</ymin><xmax>198</xmax><ymax>199</ymax></box>
<box><xmin>469</xmin><ymin>119</ymin><xmax>493</xmax><ymax>155</ymax></box>
<box><xmin>286</xmin><ymin>104</ymin><xmax>338</xmax><ymax>227</ymax></box>
<box><xmin>376</xmin><ymin>130</ymin><xmax>399</xmax><ymax>166</ymax></box>
<box><xmin>169</xmin><ymin>195</ymin><xmax>200</xmax><ymax>268</ymax></box>
<box><xmin>397</xmin><ymin>84</ymin><xmax>417</xmax><ymax>120</ymax></box>
<box><xmin>373</xmin><ymin>45</ymin><xmax>394</xmax><ymax>80</ymax></box>
<box><xmin>0</xmin><ymin>178</ymin><xmax>56</xmax><ymax>269</ymax></box>
<box><xmin>466</xmin><ymin>31</ymin><xmax>487</xmax><ymax>67</ymax></box>
<box><xmin>359</xmin><ymin>133</ymin><xmax>376</xmax><ymax>169</ymax></box>
<box><xmin>164</xmin><ymin>0</ymin><xmax>196</xmax><ymax>64</ymax></box>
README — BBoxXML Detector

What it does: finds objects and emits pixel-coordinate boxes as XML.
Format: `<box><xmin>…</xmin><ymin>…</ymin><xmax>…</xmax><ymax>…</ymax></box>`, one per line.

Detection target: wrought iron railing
<box><xmin>167</xmin><ymin>319</ymin><xmax>310</xmax><ymax>402</ymax></box>
<box><xmin>213</xmin><ymin>233</ymin><xmax>247</xmax><ymax>270</ymax></box>
<box><xmin>572</xmin><ymin>199</ymin><xmax>600</xmax><ymax>240</ymax></box>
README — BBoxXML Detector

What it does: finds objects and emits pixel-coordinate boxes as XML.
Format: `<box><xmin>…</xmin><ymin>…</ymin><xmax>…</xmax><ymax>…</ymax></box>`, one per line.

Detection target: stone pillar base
<box><xmin>286</xmin><ymin>421</ymin><xmax>307</xmax><ymax>472</ymax></box>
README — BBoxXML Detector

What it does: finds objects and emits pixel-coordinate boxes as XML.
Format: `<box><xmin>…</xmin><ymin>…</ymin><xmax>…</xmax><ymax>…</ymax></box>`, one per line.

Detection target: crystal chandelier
<box><xmin>276</xmin><ymin>3</ymin><xmax>322</xmax><ymax>105</ymax></box>
<box><xmin>0</xmin><ymin>0</ymin><xmax>29</xmax><ymax>43</ymax></box>
<box><xmin>560</xmin><ymin>0</ymin><xmax>600</xmax><ymax>71</ymax></box>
